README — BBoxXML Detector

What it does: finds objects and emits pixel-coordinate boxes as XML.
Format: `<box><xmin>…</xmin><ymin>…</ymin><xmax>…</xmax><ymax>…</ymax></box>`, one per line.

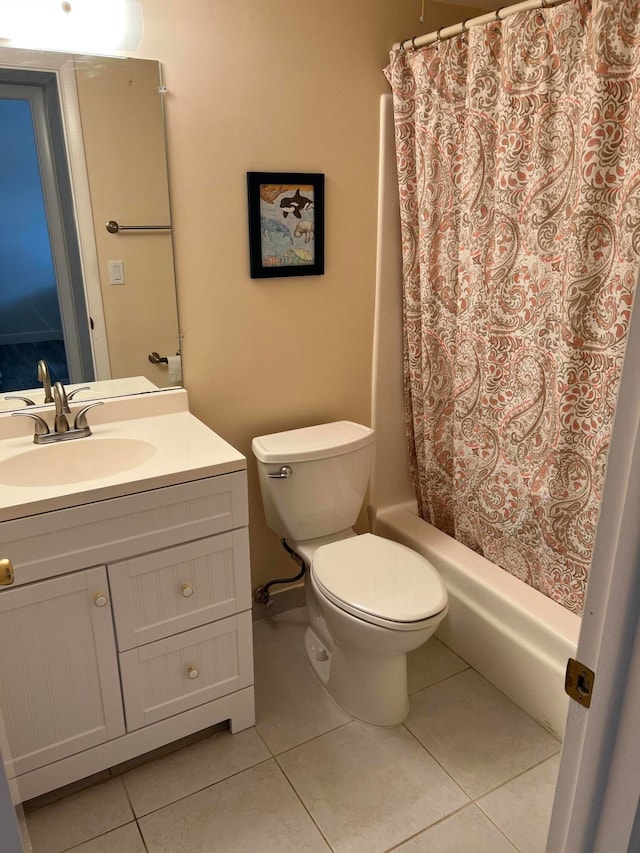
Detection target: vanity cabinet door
<box><xmin>0</xmin><ymin>568</ymin><xmax>125</xmax><ymax>776</ymax></box>
<box><xmin>108</xmin><ymin>530</ymin><xmax>251</xmax><ymax>651</ymax></box>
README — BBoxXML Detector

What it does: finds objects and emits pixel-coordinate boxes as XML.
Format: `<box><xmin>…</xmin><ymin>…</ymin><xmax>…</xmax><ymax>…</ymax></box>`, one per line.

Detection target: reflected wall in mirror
<box><xmin>0</xmin><ymin>48</ymin><xmax>181</xmax><ymax>411</ymax></box>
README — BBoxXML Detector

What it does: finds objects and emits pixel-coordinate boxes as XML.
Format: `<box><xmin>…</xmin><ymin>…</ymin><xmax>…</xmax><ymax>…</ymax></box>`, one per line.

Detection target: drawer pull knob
<box><xmin>186</xmin><ymin>665</ymin><xmax>199</xmax><ymax>680</ymax></box>
<box><xmin>94</xmin><ymin>593</ymin><xmax>109</xmax><ymax>607</ymax></box>
<box><xmin>181</xmin><ymin>584</ymin><xmax>194</xmax><ymax>598</ymax></box>
<box><xmin>0</xmin><ymin>559</ymin><xmax>14</xmax><ymax>586</ymax></box>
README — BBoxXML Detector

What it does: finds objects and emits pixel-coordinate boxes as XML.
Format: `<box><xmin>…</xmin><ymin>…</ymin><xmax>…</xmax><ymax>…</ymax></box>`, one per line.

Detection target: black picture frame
<box><xmin>247</xmin><ymin>171</ymin><xmax>324</xmax><ymax>278</ymax></box>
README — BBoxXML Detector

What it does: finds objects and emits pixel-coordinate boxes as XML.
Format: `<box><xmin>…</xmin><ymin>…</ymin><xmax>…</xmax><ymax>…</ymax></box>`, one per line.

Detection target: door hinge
<box><xmin>565</xmin><ymin>657</ymin><xmax>595</xmax><ymax>708</ymax></box>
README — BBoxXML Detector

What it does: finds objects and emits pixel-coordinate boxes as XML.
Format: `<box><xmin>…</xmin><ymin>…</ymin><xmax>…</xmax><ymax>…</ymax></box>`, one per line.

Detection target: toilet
<box><xmin>252</xmin><ymin>421</ymin><xmax>448</xmax><ymax>726</ymax></box>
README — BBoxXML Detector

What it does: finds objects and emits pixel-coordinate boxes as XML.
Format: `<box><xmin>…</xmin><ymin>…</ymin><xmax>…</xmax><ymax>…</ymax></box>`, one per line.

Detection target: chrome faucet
<box><xmin>12</xmin><ymin>381</ymin><xmax>103</xmax><ymax>445</ymax></box>
<box><xmin>53</xmin><ymin>382</ymin><xmax>71</xmax><ymax>433</ymax></box>
<box><xmin>37</xmin><ymin>360</ymin><xmax>54</xmax><ymax>403</ymax></box>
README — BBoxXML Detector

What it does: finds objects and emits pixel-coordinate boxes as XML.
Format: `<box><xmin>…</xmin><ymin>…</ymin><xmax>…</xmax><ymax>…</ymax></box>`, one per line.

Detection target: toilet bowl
<box><xmin>252</xmin><ymin>421</ymin><xmax>449</xmax><ymax>726</ymax></box>
<box><xmin>300</xmin><ymin>533</ymin><xmax>447</xmax><ymax>725</ymax></box>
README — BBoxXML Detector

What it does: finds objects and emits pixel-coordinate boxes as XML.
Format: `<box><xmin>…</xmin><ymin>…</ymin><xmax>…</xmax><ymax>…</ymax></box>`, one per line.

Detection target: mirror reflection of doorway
<box><xmin>0</xmin><ymin>74</ymin><xmax>94</xmax><ymax>393</ymax></box>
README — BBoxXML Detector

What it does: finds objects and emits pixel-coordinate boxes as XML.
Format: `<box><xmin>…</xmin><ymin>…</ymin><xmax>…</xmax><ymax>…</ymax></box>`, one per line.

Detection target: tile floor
<box><xmin>23</xmin><ymin>607</ymin><xmax>562</xmax><ymax>853</ymax></box>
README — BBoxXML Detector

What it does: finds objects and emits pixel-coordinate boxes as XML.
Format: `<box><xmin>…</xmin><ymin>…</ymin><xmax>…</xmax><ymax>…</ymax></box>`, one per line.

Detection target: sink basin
<box><xmin>0</xmin><ymin>437</ymin><xmax>157</xmax><ymax>487</ymax></box>
<box><xmin>0</xmin><ymin>391</ymin><xmax>247</xmax><ymax>522</ymax></box>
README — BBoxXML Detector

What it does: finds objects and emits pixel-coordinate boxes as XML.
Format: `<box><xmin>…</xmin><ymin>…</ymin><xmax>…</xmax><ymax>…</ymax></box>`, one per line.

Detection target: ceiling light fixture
<box><xmin>0</xmin><ymin>0</ymin><xmax>143</xmax><ymax>54</ymax></box>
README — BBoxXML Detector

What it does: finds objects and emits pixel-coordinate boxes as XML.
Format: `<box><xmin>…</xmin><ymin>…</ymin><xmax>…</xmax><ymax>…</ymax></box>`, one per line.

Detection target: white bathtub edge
<box><xmin>372</xmin><ymin>502</ymin><xmax>581</xmax><ymax>738</ymax></box>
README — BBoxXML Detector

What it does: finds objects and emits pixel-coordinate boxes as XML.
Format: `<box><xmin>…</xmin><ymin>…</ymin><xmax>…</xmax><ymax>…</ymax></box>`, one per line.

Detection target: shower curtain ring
<box><xmin>461</xmin><ymin>18</ymin><xmax>470</xmax><ymax>33</ymax></box>
<box><xmin>436</xmin><ymin>28</ymin><xmax>443</xmax><ymax>43</ymax></box>
<box><xmin>412</xmin><ymin>36</ymin><xmax>418</xmax><ymax>50</ymax></box>
<box><xmin>495</xmin><ymin>8</ymin><xmax>503</xmax><ymax>21</ymax></box>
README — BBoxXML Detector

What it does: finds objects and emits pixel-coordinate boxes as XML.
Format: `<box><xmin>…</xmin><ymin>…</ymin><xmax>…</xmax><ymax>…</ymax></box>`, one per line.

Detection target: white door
<box><xmin>547</xmin><ymin>268</ymin><xmax>640</xmax><ymax>851</ymax></box>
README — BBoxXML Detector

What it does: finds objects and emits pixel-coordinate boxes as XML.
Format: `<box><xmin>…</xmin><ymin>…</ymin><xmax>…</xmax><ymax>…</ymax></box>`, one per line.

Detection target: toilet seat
<box><xmin>311</xmin><ymin>533</ymin><xmax>447</xmax><ymax>631</ymax></box>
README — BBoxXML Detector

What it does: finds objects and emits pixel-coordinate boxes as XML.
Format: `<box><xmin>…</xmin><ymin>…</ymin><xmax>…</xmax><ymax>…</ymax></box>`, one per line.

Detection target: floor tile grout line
<box><xmin>472</xmin><ymin>748</ymin><xmax>562</xmax><ymax>802</ymax></box>
<box><xmin>400</xmin><ymin>719</ymin><xmax>472</xmax><ymax>801</ymax></box>
<box><xmin>472</xmin><ymin>803</ymin><xmax>524</xmax><ymax>853</ymax></box>
<box><xmin>407</xmin><ymin>662</ymin><xmax>475</xmax><ymax>700</ymax></box>
<box><xmin>272</xmin><ymin>721</ymin><xmax>486</xmax><ymax>853</ymax></box>
<box><xmin>119</xmin><ymin>771</ymin><xmax>137</xmax><ymax>822</ymax></box>
<box><xmin>127</xmin><ymin>753</ymin><xmax>338</xmax><ymax>851</ymax></box>
<box><xmin>57</xmin><ymin>817</ymin><xmax>135</xmax><ymax>852</ymax></box>
<box><xmin>134</xmin><ymin>816</ymin><xmax>151</xmax><ymax>853</ymax></box>
<box><xmin>402</xmin><ymin>714</ymin><xmax>560</xmax><ymax>806</ymax></box>
<box><xmin>253</xmin><ymin>723</ymin><xmax>277</xmax><ymax>757</ymax></box>
<box><xmin>274</xmin><ymin>753</ymin><xmax>339</xmax><ymax>853</ymax></box>
<box><xmin>419</xmin><ymin>664</ymin><xmax>562</xmax><ymax>745</ymax></box>
<box><xmin>407</xmin><ymin>657</ymin><xmax>471</xmax><ymax>697</ymax></box>
<box><xmin>477</xmin><ymin>750</ymin><xmax>560</xmax><ymax>800</ymax></box>
<box><xmin>381</xmin><ymin>803</ymin><xmax>479</xmax><ymax>853</ymax></box>
<box><xmin>433</xmin><ymin>633</ymin><xmax>471</xmax><ymax>663</ymax></box>
<box><xmin>47</xmin><ymin>720</ymin><xmax>358</xmax><ymax>830</ymax></box>
<box><xmin>126</xmin><ymin>754</ymin><xmax>276</xmax><ymax>821</ymax></box>
<box><xmin>465</xmin><ymin>749</ymin><xmax>562</xmax><ymax>853</ymax></box>
<box><xmin>259</xmin><ymin>717</ymin><xmax>355</xmax><ymax>760</ymax></box>
<box><xmin>471</xmin><ymin>751</ymin><xmax>561</xmax><ymax>853</ymax></box>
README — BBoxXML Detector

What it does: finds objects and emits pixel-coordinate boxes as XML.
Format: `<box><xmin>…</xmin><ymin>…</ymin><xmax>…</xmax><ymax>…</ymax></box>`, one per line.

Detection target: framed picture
<box><xmin>247</xmin><ymin>171</ymin><xmax>324</xmax><ymax>278</ymax></box>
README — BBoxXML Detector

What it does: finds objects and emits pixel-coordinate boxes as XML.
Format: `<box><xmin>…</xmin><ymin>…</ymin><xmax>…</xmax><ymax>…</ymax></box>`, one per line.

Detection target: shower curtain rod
<box><xmin>393</xmin><ymin>0</ymin><xmax>571</xmax><ymax>51</ymax></box>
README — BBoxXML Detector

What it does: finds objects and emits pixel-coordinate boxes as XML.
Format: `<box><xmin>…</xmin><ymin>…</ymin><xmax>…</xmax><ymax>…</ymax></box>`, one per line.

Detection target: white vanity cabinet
<box><xmin>0</xmin><ymin>468</ymin><xmax>254</xmax><ymax>801</ymax></box>
<box><xmin>109</xmin><ymin>531</ymin><xmax>253</xmax><ymax>732</ymax></box>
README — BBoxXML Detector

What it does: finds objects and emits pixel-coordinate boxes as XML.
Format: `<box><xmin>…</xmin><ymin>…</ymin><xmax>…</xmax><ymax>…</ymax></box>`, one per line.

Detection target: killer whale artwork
<box><xmin>279</xmin><ymin>188</ymin><xmax>314</xmax><ymax>219</ymax></box>
<box><xmin>247</xmin><ymin>172</ymin><xmax>324</xmax><ymax>278</ymax></box>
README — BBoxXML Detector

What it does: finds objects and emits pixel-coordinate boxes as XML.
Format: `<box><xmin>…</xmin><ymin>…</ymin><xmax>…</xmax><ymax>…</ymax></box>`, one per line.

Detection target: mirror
<box><xmin>0</xmin><ymin>47</ymin><xmax>181</xmax><ymax>412</ymax></box>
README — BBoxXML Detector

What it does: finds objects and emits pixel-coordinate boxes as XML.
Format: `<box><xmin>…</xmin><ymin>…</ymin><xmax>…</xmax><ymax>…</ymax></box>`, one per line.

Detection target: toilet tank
<box><xmin>252</xmin><ymin>421</ymin><xmax>375</xmax><ymax>543</ymax></box>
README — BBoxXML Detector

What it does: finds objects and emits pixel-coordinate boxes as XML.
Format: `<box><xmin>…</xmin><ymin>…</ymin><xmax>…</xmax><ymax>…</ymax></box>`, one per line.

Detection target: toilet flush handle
<box><xmin>266</xmin><ymin>466</ymin><xmax>292</xmax><ymax>479</ymax></box>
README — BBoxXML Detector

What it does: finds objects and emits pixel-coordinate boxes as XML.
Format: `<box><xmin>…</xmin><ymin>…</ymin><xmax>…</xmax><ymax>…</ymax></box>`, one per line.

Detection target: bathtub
<box><xmin>370</xmin><ymin>95</ymin><xmax>580</xmax><ymax>739</ymax></box>
<box><xmin>371</xmin><ymin>501</ymin><xmax>579</xmax><ymax>738</ymax></box>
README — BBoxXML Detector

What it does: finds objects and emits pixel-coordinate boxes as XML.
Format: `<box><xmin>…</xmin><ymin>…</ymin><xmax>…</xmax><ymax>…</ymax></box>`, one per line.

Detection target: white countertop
<box><xmin>0</xmin><ymin>389</ymin><xmax>245</xmax><ymax>522</ymax></box>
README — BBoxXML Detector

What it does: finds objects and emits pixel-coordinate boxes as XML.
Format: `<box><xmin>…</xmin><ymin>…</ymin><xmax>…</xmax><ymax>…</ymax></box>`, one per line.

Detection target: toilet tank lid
<box><xmin>252</xmin><ymin>421</ymin><xmax>374</xmax><ymax>463</ymax></box>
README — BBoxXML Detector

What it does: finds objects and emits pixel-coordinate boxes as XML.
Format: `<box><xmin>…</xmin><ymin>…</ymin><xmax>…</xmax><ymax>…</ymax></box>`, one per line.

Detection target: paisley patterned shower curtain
<box><xmin>385</xmin><ymin>0</ymin><xmax>640</xmax><ymax>614</ymax></box>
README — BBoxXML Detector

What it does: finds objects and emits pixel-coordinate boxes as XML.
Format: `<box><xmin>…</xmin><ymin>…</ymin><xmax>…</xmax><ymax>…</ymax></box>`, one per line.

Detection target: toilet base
<box><xmin>305</xmin><ymin>626</ymin><xmax>331</xmax><ymax>686</ymax></box>
<box><xmin>304</xmin><ymin>625</ymin><xmax>411</xmax><ymax>726</ymax></box>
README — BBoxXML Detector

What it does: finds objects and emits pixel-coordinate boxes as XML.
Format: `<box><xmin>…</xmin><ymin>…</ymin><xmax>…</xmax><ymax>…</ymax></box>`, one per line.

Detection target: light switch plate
<box><xmin>109</xmin><ymin>260</ymin><xmax>125</xmax><ymax>285</ymax></box>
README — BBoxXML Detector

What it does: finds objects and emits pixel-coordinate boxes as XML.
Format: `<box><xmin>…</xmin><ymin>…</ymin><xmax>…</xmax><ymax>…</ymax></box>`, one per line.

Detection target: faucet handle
<box><xmin>4</xmin><ymin>396</ymin><xmax>36</xmax><ymax>406</ymax></box>
<box><xmin>67</xmin><ymin>386</ymin><xmax>91</xmax><ymax>401</ymax></box>
<box><xmin>12</xmin><ymin>411</ymin><xmax>50</xmax><ymax>441</ymax></box>
<box><xmin>74</xmin><ymin>401</ymin><xmax>104</xmax><ymax>430</ymax></box>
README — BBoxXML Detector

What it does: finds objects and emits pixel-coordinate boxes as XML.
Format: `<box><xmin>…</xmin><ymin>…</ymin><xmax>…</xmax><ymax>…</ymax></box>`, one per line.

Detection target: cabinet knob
<box><xmin>0</xmin><ymin>559</ymin><xmax>14</xmax><ymax>586</ymax></box>
<box><xmin>186</xmin><ymin>665</ymin><xmax>199</xmax><ymax>680</ymax></box>
<box><xmin>94</xmin><ymin>593</ymin><xmax>109</xmax><ymax>607</ymax></box>
<box><xmin>181</xmin><ymin>584</ymin><xmax>194</xmax><ymax>598</ymax></box>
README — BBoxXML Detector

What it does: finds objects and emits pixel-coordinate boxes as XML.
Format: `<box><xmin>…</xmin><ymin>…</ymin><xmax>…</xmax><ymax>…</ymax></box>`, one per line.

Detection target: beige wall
<box><xmin>134</xmin><ymin>0</ymin><xmax>479</xmax><ymax>590</ymax></box>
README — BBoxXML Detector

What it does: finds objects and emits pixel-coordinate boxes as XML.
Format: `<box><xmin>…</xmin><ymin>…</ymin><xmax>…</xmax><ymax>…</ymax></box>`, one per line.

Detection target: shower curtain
<box><xmin>385</xmin><ymin>0</ymin><xmax>640</xmax><ymax>614</ymax></box>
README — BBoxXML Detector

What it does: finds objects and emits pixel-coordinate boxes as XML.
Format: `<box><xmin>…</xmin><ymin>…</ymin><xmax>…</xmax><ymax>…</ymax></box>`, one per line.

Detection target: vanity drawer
<box><xmin>108</xmin><ymin>530</ymin><xmax>251</xmax><ymax>651</ymax></box>
<box><xmin>1</xmin><ymin>472</ymin><xmax>248</xmax><ymax>587</ymax></box>
<box><xmin>119</xmin><ymin>612</ymin><xmax>253</xmax><ymax>731</ymax></box>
